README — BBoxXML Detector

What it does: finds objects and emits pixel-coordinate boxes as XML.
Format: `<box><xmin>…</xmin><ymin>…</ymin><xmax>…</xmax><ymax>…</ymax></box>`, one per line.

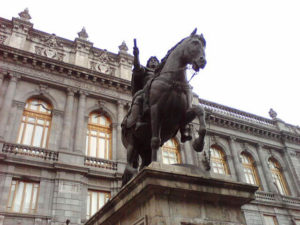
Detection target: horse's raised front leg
<box><xmin>150</xmin><ymin>104</ymin><xmax>161</xmax><ymax>162</ymax></box>
<box><xmin>184</xmin><ymin>105</ymin><xmax>207</xmax><ymax>152</ymax></box>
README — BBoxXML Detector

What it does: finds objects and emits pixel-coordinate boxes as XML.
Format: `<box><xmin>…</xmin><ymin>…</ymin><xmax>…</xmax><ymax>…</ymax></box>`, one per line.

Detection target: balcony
<box><xmin>2</xmin><ymin>142</ymin><xmax>59</xmax><ymax>161</ymax></box>
<box><xmin>254</xmin><ymin>191</ymin><xmax>300</xmax><ymax>207</ymax></box>
<box><xmin>84</xmin><ymin>156</ymin><xmax>117</xmax><ymax>171</ymax></box>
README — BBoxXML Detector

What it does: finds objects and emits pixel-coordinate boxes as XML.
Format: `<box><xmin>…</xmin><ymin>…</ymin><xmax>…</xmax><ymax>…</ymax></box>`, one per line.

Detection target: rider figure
<box><xmin>131</xmin><ymin>40</ymin><xmax>192</xmax><ymax>142</ymax></box>
<box><xmin>131</xmin><ymin>40</ymin><xmax>159</xmax><ymax>131</ymax></box>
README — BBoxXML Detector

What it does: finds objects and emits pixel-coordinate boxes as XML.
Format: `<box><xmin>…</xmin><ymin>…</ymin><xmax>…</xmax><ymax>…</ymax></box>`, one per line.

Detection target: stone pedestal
<box><xmin>85</xmin><ymin>162</ymin><xmax>257</xmax><ymax>225</ymax></box>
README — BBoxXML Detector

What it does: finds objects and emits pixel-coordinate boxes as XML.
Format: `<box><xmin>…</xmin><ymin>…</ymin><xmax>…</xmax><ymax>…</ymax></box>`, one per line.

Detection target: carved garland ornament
<box><xmin>90</xmin><ymin>51</ymin><xmax>114</xmax><ymax>74</ymax></box>
<box><xmin>34</xmin><ymin>34</ymin><xmax>65</xmax><ymax>61</ymax></box>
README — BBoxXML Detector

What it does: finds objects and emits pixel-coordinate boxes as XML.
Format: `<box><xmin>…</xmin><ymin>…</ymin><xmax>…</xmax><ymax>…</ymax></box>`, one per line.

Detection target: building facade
<box><xmin>0</xmin><ymin>9</ymin><xmax>299</xmax><ymax>225</ymax></box>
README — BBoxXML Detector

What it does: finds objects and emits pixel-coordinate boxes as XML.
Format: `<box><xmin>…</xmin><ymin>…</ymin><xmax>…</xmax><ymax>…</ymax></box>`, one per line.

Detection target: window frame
<box><xmin>210</xmin><ymin>145</ymin><xmax>230</xmax><ymax>175</ymax></box>
<box><xmin>161</xmin><ymin>138</ymin><xmax>181</xmax><ymax>165</ymax></box>
<box><xmin>86</xmin><ymin>189</ymin><xmax>110</xmax><ymax>219</ymax></box>
<box><xmin>17</xmin><ymin>98</ymin><xmax>52</xmax><ymax>148</ymax></box>
<box><xmin>263</xmin><ymin>214</ymin><xmax>279</xmax><ymax>225</ymax></box>
<box><xmin>85</xmin><ymin>112</ymin><xmax>112</xmax><ymax>160</ymax></box>
<box><xmin>6</xmin><ymin>179</ymin><xmax>40</xmax><ymax>214</ymax></box>
<box><xmin>240</xmin><ymin>152</ymin><xmax>261</xmax><ymax>189</ymax></box>
<box><xmin>268</xmin><ymin>158</ymin><xmax>289</xmax><ymax>196</ymax></box>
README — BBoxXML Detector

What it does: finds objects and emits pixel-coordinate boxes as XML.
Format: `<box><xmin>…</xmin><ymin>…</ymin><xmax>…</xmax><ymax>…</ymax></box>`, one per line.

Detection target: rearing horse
<box><xmin>122</xmin><ymin>29</ymin><xmax>207</xmax><ymax>185</ymax></box>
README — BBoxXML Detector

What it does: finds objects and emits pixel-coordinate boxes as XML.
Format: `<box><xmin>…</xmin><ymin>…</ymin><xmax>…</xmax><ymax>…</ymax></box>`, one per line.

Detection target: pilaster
<box><xmin>228</xmin><ymin>136</ymin><xmax>246</xmax><ymax>183</ymax></box>
<box><xmin>9</xmin><ymin>9</ymin><xmax>33</xmax><ymax>49</ymax></box>
<box><xmin>60</xmin><ymin>88</ymin><xmax>76</xmax><ymax>151</ymax></box>
<box><xmin>0</xmin><ymin>72</ymin><xmax>20</xmax><ymax>140</ymax></box>
<box><xmin>74</xmin><ymin>30</ymin><xmax>93</xmax><ymax>67</ymax></box>
<box><xmin>74</xmin><ymin>90</ymin><xmax>88</xmax><ymax>153</ymax></box>
<box><xmin>116</xmin><ymin>101</ymin><xmax>126</xmax><ymax>161</ymax></box>
<box><xmin>7</xmin><ymin>100</ymin><xmax>25</xmax><ymax>142</ymax></box>
<box><xmin>256</xmin><ymin>143</ymin><xmax>278</xmax><ymax>193</ymax></box>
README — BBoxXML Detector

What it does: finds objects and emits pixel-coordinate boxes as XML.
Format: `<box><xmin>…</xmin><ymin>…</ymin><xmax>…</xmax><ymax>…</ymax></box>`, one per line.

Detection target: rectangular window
<box><xmin>263</xmin><ymin>215</ymin><xmax>278</xmax><ymax>225</ymax></box>
<box><xmin>7</xmin><ymin>180</ymin><xmax>39</xmax><ymax>214</ymax></box>
<box><xmin>86</xmin><ymin>190</ymin><xmax>110</xmax><ymax>219</ymax></box>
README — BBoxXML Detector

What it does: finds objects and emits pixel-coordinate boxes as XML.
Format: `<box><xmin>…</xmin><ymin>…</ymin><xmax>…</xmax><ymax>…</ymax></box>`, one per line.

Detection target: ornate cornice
<box><xmin>206</xmin><ymin>113</ymin><xmax>300</xmax><ymax>145</ymax></box>
<box><xmin>0</xmin><ymin>45</ymin><xmax>131</xmax><ymax>95</ymax></box>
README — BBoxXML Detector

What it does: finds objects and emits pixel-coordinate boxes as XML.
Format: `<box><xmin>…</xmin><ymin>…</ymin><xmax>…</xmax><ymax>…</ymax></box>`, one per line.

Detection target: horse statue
<box><xmin>121</xmin><ymin>29</ymin><xmax>207</xmax><ymax>185</ymax></box>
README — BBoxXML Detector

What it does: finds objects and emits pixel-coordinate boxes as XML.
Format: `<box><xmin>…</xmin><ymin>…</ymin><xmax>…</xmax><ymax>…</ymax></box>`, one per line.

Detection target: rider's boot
<box><xmin>180</xmin><ymin>125</ymin><xmax>192</xmax><ymax>143</ymax></box>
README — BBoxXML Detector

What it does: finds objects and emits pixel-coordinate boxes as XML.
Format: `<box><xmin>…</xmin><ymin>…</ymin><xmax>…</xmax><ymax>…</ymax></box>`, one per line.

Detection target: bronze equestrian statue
<box><xmin>121</xmin><ymin>29</ymin><xmax>207</xmax><ymax>185</ymax></box>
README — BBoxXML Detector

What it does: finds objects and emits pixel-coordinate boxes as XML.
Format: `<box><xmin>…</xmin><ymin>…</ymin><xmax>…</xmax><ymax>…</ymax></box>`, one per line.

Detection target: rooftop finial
<box><xmin>18</xmin><ymin>8</ymin><xmax>31</xmax><ymax>21</ymax></box>
<box><xmin>118</xmin><ymin>41</ymin><xmax>128</xmax><ymax>53</ymax></box>
<box><xmin>269</xmin><ymin>108</ymin><xmax>277</xmax><ymax>119</ymax></box>
<box><xmin>77</xmin><ymin>27</ymin><xmax>88</xmax><ymax>40</ymax></box>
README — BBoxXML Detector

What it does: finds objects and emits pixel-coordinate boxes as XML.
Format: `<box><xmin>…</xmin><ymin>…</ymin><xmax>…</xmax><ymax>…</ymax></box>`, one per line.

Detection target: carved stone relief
<box><xmin>0</xmin><ymin>35</ymin><xmax>7</xmax><ymax>44</ymax></box>
<box><xmin>34</xmin><ymin>34</ymin><xmax>65</xmax><ymax>61</ymax></box>
<box><xmin>90</xmin><ymin>51</ymin><xmax>115</xmax><ymax>75</ymax></box>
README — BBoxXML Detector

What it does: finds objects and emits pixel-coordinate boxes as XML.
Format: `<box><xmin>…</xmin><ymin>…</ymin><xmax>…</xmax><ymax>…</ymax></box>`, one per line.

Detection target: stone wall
<box><xmin>0</xmin><ymin>9</ymin><xmax>300</xmax><ymax>225</ymax></box>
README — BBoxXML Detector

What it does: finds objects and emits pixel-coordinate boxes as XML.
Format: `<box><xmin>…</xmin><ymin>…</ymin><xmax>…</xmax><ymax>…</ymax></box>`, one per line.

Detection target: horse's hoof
<box><xmin>192</xmin><ymin>138</ymin><xmax>205</xmax><ymax>152</ymax></box>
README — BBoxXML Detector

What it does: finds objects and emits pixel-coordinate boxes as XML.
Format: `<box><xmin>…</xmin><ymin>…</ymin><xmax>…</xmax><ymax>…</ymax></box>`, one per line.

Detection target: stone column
<box><xmin>0</xmin><ymin>73</ymin><xmax>20</xmax><ymax>139</ymax></box>
<box><xmin>228</xmin><ymin>137</ymin><xmax>246</xmax><ymax>182</ymax></box>
<box><xmin>60</xmin><ymin>88</ymin><xmax>76</xmax><ymax>151</ymax></box>
<box><xmin>74</xmin><ymin>90</ymin><xmax>88</xmax><ymax>153</ymax></box>
<box><xmin>256</xmin><ymin>144</ymin><xmax>277</xmax><ymax>193</ymax></box>
<box><xmin>281</xmin><ymin>147</ymin><xmax>300</xmax><ymax>196</ymax></box>
<box><xmin>116</xmin><ymin>101</ymin><xmax>126</xmax><ymax>161</ymax></box>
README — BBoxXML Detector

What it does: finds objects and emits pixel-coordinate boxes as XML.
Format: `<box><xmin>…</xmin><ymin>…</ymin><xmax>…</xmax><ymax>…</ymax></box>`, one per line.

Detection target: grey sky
<box><xmin>1</xmin><ymin>0</ymin><xmax>299</xmax><ymax>125</ymax></box>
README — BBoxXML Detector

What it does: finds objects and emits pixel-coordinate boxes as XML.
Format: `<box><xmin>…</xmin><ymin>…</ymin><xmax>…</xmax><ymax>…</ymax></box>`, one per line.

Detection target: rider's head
<box><xmin>147</xmin><ymin>56</ymin><xmax>159</xmax><ymax>69</ymax></box>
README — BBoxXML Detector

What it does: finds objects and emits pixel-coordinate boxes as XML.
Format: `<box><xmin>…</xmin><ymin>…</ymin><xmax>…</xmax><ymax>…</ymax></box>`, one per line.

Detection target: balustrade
<box><xmin>84</xmin><ymin>156</ymin><xmax>117</xmax><ymax>170</ymax></box>
<box><xmin>2</xmin><ymin>142</ymin><xmax>58</xmax><ymax>161</ymax></box>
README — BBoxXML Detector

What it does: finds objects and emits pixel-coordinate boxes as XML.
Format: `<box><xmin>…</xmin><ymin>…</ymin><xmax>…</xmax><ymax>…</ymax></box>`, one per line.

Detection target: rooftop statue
<box><xmin>121</xmin><ymin>29</ymin><xmax>207</xmax><ymax>185</ymax></box>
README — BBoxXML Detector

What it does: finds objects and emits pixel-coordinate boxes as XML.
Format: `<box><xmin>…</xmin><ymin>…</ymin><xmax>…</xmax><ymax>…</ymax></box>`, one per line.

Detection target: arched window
<box><xmin>85</xmin><ymin>112</ymin><xmax>112</xmax><ymax>159</ymax></box>
<box><xmin>268</xmin><ymin>158</ymin><xmax>289</xmax><ymax>195</ymax></box>
<box><xmin>17</xmin><ymin>98</ymin><xmax>52</xmax><ymax>148</ymax></box>
<box><xmin>241</xmin><ymin>152</ymin><xmax>261</xmax><ymax>188</ymax></box>
<box><xmin>210</xmin><ymin>145</ymin><xmax>229</xmax><ymax>175</ymax></box>
<box><xmin>161</xmin><ymin>139</ymin><xmax>181</xmax><ymax>164</ymax></box>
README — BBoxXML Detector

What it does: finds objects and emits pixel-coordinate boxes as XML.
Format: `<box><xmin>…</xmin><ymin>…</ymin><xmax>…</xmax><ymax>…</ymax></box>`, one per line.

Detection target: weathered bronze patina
<box><xmin>122</xmin><ymin>29</ymin><xmax>207</xmax><ymax>185</ymax></box>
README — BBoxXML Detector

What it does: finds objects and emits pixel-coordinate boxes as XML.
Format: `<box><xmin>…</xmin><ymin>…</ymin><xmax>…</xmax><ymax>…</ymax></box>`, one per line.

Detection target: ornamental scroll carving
<box><xmin>0</xmin><ymin>35</ymin><xmax>7</xmax><ymax>44</ymax></box>
<box><xmin>34</xmin><ymin>34</ymin><xmax>65</xmax><ymax>61</ymax></box>
<box><xmin>90</xmin><ymin>50</ymin><xmax>114</xmax><ymax>75</ymax></box>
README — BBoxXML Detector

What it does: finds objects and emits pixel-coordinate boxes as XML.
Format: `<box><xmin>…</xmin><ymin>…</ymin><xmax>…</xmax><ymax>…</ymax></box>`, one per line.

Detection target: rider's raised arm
<box><xmin>133</xmin><ymin>39</ymin><xmax>143</xmax><ymax>72</ymax></box>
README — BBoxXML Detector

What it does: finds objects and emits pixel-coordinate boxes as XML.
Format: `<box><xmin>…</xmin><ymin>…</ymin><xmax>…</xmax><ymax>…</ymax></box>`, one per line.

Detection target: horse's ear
<box><xmin>190</xmin><ymin>28</ymin><xmax>197</xmax><ymax>36</ymax></box>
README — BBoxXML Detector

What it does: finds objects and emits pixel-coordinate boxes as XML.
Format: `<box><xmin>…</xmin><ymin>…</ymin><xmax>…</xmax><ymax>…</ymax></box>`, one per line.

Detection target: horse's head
<box><xmin>183</xmin><ymin>29</ymin><xmax>206</xmax><ymax>72</ymax></box>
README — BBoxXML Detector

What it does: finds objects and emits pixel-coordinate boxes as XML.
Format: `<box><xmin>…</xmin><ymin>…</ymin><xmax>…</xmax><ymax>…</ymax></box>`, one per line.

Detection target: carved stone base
<box><xmin>85</xmin><ymin>162</ymin><xmax>257</xmax><ymax>225</ymax></box>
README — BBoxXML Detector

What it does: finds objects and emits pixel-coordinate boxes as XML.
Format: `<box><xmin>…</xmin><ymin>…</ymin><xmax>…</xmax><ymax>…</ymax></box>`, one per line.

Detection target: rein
<box><xmin>158</xmin><ymin>66</ymin><xmax>199</xmax><ymax>84</ymax></box>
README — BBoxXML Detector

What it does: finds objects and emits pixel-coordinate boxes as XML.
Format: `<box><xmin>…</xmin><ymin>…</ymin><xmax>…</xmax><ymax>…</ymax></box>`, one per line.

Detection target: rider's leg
<box><xmin>135</xmin><ymin>94</ymin><xmax>147</xmax><ymax>131</ymax></box>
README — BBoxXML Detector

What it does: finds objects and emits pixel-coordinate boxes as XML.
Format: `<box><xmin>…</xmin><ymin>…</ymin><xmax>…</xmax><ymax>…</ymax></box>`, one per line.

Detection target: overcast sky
<box><xmin>1</xmin><ymin>0</ymin><xmax>300</xmax><ymax>126</ymax></box>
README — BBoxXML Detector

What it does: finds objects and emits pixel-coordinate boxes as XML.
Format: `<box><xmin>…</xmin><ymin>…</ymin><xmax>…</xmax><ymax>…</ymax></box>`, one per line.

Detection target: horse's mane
<box><xmin>155</xmin><ymin>34</ymin><xmax>206</xmax><ymax>75</ymax></box>
<box><xmin>155</xmin><ymin>37</ymin><xmax>187</xmax><ymax>74</ymax></box>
